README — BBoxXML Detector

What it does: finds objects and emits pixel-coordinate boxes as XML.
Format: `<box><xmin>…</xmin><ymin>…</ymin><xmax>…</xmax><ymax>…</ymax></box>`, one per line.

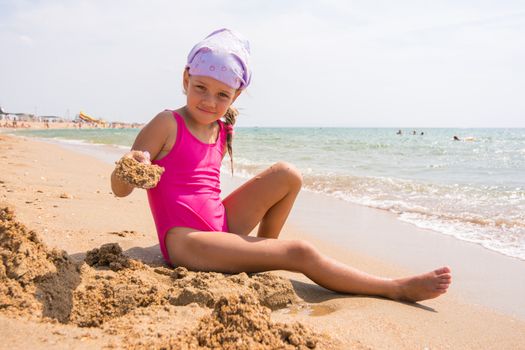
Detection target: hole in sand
<box><xmin>281</xmin><ymin>304</ymin><xmax>337</xmax><ymax>317</ymax></box>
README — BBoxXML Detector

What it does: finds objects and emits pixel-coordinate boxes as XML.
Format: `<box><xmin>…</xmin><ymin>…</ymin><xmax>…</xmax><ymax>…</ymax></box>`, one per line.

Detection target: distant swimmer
<box><xmin>396</xmin><ymin>129</ymin><xmax>402</xmax><ymax>135</ymax></box>
<box><xmin>420</xmin><ymin>132</ymin><xmax>424</xmax><ymax>136</ymax></box>
<box><xmin>412</xmin><ymin>130</ymin><xmax>417</xmax><ymax>135</ymax></box>
<box><xmin>453</xmin><ymin>135</ymin><xmax>460</xmax><ymax>141</ymax></box>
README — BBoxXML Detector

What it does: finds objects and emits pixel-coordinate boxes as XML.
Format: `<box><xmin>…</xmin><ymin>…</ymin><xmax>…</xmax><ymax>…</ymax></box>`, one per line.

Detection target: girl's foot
<box><xmin>391</xmin><ymin>267</ymin><xmax>452</xmax><ymax>302</ymax></box>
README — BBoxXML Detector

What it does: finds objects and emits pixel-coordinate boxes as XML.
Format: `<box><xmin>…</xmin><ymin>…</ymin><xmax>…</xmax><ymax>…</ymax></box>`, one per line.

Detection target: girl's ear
<box><xmin>232</xmin><ymin>90</ymin><xmax>242</xmax><ymax>103</ymax></box>
<box><xmin>183</xmin><ymin>69</ymin><xmax>190</xmax><ymax>92</ymax></box>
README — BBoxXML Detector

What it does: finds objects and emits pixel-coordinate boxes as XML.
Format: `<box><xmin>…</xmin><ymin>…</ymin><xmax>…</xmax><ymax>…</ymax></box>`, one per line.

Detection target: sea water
<box><xmin>10</xmin><ymin>127</ymin><xmax>525</xmax><ymax>260</ymax></box>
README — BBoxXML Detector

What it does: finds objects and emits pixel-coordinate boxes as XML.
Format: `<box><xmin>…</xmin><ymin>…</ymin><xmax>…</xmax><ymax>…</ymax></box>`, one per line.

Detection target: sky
<box><xmin>0</xmin><ymin>0</ymin><xmax>524</xmax><ymax>127</ymax></box>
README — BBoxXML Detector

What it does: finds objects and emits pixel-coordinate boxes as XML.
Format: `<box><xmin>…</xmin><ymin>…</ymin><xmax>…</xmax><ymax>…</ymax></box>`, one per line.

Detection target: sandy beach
<box><xmin>1</xmin><ymin>132</ymin><xmax>525</xmax><ymax>349</ymax></box>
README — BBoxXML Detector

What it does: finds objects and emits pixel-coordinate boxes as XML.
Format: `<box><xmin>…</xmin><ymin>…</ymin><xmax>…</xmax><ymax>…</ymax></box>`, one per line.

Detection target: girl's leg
<box><xmin>165</xmin><ymin>228</ymin><xmax>452</xmax><ymax>302</ymax></box>
<box><xmin>223</xmin><ymin>162</ymin><xmax>302</xmax><ymax>238</ymax></box>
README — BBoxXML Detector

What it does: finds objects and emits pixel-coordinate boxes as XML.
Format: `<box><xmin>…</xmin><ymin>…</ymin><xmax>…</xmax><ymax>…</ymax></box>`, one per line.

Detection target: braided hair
<box><xmin>223</xmin><ymin>107</ymin><xmax>238</xmax><ymax>175</ymax></box>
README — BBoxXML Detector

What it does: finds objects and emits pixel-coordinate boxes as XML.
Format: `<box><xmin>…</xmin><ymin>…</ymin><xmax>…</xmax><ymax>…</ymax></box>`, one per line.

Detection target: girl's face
<box><xmin>183</xmin><ymin>70</ymin><xmax>241</xmax><ymax>125</ymax></box>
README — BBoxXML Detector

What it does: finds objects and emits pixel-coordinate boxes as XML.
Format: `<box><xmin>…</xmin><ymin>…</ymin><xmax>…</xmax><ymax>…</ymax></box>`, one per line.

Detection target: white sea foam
<box><xmin>232</xmin><ymin>159</ymin><xmax>525</xmax><ymax>261</ymax></box>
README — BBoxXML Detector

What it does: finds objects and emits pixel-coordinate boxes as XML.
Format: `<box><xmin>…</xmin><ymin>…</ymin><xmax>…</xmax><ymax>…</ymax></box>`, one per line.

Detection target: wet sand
<box><xmin>1</xmin><ymin>133</ymin><xmax>524</xmax><ymax>349</ymax></box>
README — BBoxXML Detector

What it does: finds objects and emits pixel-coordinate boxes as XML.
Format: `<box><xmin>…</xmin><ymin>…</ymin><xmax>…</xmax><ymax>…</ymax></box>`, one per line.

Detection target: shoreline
<box><xmin>1</xmin><ymin>133</ymin><xmax>524</xmax><ymax>348</ymax></box>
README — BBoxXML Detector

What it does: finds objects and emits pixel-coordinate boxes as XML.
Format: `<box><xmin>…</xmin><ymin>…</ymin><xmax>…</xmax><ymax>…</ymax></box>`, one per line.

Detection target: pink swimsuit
<box><xmin>147</xmin><ymin>111</ymin><xmax>229</xmax><ymax>263</ymax></box>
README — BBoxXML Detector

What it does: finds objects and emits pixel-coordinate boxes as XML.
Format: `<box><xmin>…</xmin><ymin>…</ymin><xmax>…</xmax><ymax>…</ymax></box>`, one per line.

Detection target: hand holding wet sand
<box><xmin>113</xmin><ymin>151</ymin><xmax>164</xmax><ymax>189</ymax></box>
<box><xmin>125</xmin><ymin>150</ymin><xmax>152</xmax><ymax>165</ymax></box>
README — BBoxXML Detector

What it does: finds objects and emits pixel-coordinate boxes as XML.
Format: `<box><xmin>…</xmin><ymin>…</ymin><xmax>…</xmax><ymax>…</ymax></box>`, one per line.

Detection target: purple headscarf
<box><xmin>186</xmin><ymin>28</ymin><xmax>251</xmax><ymax>90</ymax></box>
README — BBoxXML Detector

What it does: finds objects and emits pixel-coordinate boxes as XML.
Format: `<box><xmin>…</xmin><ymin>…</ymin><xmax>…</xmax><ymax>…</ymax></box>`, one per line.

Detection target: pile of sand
<box><xmin>169</xmin><ymin>268</ymin><xmax>298</xmax><ymax>310</ymax></box>
<box><xmin>114</xmin><ymin>157</ymin><xmax>164</xmax><ymax>189</ymax></box>
<box><xmin>0</xmin><ymin>206</ymin><xmax>326</xmax><ymax>349</ymax></box>
<box><xmin>0</xmin><ymin>207</ymin><xmax>82</xmax><ymax>322</ymax></box>
<box><xmin>165</xmin><ymin>294</ymin><xmax>318</xmax><ymax>349</ymax></box>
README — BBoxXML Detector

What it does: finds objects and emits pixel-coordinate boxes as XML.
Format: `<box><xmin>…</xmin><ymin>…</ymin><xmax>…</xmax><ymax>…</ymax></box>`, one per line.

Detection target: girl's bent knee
<box><xmin>272</xmin><ymin>161</ymin><xmax>303</xmax><ymax>189</ymax></box>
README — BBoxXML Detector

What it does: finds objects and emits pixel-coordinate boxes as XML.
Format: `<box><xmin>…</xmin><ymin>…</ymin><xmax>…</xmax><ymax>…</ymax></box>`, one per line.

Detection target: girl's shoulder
<box><xmin>134</xmin><ymin>110</ymin><xmax>178</xmax><ymax>146</ymax></box>
<box><xmin>135</xmin><ymin>110</ymin><xmax>178</xmax><ymax>162</ymax></box>
<box><xmin>153</xmin><ymin>109</ymin><xmax>176</xmax><ymax>124</ymax></box>
<box><xmin>147</xmin><ymin>110</ymin><xmax>178</xmax><ymax>133</ymax></box>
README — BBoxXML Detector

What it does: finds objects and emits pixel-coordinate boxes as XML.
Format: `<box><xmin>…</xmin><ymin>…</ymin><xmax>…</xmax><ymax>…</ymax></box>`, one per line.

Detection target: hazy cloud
<box><xmin>1</xmin><ymin>0</ymin><xmax>524</xmax><ymax>126</ymax></box>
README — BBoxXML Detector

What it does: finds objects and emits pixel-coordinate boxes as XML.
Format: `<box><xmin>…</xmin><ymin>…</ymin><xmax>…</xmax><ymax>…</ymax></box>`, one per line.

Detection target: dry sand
<box><xmin>1</xmin><ymin>132</ymin><xmax>524</xmax><ymax>349</ymax></box>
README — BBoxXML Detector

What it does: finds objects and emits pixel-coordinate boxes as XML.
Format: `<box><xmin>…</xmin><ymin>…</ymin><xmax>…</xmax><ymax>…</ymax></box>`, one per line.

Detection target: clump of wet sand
<box><xmin>114</xmin><ymin>157</ymin><xmax>164</xmax><ymax>189</ymax></box>
<box><xmin>84</xmin><ymin>242</ymin><xmax>142</xmax><ymax>271</ymax></box>
<box><xmin>0</xmin><ymin>206</ymin><xmax>327</xmax><ymax>349</ymax></box>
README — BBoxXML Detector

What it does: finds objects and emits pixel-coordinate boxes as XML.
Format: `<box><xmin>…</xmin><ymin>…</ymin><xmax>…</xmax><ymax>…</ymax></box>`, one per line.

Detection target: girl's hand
<box><xmin>123</xmin><ymin>150</ymin><xmax>151</xmax><ymax>165</ymax></box>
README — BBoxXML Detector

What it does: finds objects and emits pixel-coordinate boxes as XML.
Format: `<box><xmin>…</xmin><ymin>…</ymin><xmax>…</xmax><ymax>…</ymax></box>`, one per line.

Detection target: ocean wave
<box><xmin>231</xmin><ymin>160</ymin><xmax>525</xmax><ymax>260</ymax></box>
<box><xmin>399</xmin><ymin>213</ymin><xmax>525</xmax><ymax>260</ymax></box>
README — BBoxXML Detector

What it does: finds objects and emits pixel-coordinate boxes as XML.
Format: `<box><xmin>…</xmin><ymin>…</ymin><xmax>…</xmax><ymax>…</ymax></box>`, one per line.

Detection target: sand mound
<box><xmin>0</xmin><ymin>207</ymin><xmax>170</xmax><ymax>326</ymax></box>
<box><xmin>164</xmin><ymin>294</ymin><xmax>318</xmax><ymax>349</ymax></box>
<box><xmin>70</xmin><ymin>266</ymin><xmax>171</xmax><ymax>327</ymax></box>
<box><xmin>0</xmin><ymin>207</ymin><xmax>82</xmax><ymax>322</ymax></box>
<box><xmin>114</xmin><ymin>157</ymin><xmax>164</xmax><ymax>189</ymax></box>
<box><xmin>0</xmin><ymin>207</ymin><xmax>326</xmax><ymax>348</ymax></box>
<box><xmin>170</xmin><ymin>269</ymin><xmax>298</xmax><ymax>310</ymax></box>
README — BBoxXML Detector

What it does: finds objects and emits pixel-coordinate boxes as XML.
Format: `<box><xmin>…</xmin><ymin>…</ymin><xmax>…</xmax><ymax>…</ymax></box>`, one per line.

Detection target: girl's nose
<box><xmin>201</xmin><ymin>93</ymin><xmax>216</xmax><ymax>107</ymax></box>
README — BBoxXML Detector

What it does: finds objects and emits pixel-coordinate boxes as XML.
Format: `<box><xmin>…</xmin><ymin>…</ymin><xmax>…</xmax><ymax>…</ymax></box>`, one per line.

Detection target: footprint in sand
<box><xmin>108</xmin><ymin>230</ymin><xmax>138</xmax><ymax>237</ymax></box>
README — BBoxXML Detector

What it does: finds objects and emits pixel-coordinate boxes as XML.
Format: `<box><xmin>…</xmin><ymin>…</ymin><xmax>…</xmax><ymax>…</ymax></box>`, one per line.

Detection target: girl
<box><xmin>111</xmin><ymin>29</ymin><xmax>451</xmax><ymax>302</ymax></box>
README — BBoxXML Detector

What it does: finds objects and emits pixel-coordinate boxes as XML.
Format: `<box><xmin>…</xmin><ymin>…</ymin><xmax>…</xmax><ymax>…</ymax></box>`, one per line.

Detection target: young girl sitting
<box><xmin>111</xmin><ymin>28</ymin><xmax>451</xmax><ymax>302</ymax></box>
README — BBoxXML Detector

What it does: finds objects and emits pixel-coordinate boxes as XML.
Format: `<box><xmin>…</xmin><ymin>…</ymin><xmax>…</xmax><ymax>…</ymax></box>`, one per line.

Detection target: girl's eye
<box><xmin>219</xmin><ymin>93</ymin><xmax>230</xmax><ymax>99</ymax></box>
<box><xmin>196</xmin><ymin>85</ymin><xmax>206</xmax><ymax>91</ymax></box>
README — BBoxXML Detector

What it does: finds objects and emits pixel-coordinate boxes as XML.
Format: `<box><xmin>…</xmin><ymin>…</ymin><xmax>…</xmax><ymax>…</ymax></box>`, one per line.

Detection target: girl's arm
<box><xmin>111</xmin><ymin>111</ymin><xmax>176</xmax><ymax>197</ymax></box>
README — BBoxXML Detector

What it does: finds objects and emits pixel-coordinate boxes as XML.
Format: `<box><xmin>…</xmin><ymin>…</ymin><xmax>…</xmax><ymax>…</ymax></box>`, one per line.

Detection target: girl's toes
<box><xmin>435</xmin><ymin>266</ymin><xmax>451</xmax><ymax>275</ymax></box>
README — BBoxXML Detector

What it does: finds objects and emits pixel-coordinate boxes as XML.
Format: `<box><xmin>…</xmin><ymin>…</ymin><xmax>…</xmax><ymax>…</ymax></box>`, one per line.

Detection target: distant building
<box><xmin>0</xmin><ymin>107</ymin><xmax>35</xmax><ymax>121</ymax></box>
<box><xmin>14</xmin><ymin>113</ymin><xmax>35</xmax><ymax>122</ymax></box>
<box><xmin>0</xmin><ymin>113</ymin><xmax>33</xmax><ymax>121</ymax></box>
<box><xmin>40</xmin><ymin>115</ymin><xmax>64</xmax><ymax>123</ymax></box>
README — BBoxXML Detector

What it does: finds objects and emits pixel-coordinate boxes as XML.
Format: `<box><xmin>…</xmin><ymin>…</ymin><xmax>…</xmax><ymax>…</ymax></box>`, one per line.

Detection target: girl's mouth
<box><xmin>197</xmin><ymin>107</ymin><xmax>215</xmax><ymax>114</ymax></box>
